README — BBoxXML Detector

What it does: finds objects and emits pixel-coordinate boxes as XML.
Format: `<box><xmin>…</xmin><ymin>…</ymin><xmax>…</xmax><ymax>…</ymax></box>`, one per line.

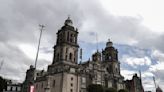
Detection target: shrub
<box><xmin>87</xmin><ymin>84</ymin><xmax>104</xmax><ymax>92</ymax></box>
<box><xmin>105</xmin><ymin>87</ymin><xmax>117</xmax><ymax>92</ymax></box>
<box><xmin>118</xmin><ymin>89</ymin><xmax>128</xmax><ymax>92</ymax></box>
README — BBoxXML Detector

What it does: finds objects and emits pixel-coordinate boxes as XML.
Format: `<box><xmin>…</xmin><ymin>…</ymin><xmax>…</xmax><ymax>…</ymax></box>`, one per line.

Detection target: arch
<box><xmin>65</xmin><ymin>55</ymin><xmax>67</xmax><ymax>60</ymax></box>
<box><xmin>66</xmin><ymin>48</ymin><xmax>68</xmax><ymax>53</ymax></box>
<box><xmin>67</xmin><ymin>32</ymin><xmax>70</xmax><ymax>41</ymax></box>
<box><xmin>70</xmin><ymin>34</ymin><xmax>73</xmax><ymax>42</ymax></box>
<box><xmin>116</xmin><ymin>68</ymin><xmax>118</xmax><ymax>73</ymax></box>
<box><xmin>69</xmin><ymin>53</ymin><xmax>73</xmax><ymax>61</ymax></box>
<box><xmin>57</xmin><ymin>53</ymin><xmax>60</xmax><ymax>61</ymax></box>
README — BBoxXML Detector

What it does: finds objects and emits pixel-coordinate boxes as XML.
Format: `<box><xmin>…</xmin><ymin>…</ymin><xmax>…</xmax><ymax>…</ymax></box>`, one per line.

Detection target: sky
<box><xmin>0</xmin><ymin>0</ymin><xmax>164</xmax><ymax>91</ymax></box>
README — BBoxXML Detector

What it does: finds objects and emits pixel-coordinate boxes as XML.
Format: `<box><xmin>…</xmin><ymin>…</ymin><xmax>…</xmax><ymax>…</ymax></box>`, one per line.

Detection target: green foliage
<box><xmin>0</xmin><ymin>76</ymin><xmax>7</xmax><ymax>91</ymax></box>
<box><xmin>87</xmin><ymin>84</ymin><xmax>104</xmax><ymax>92</ymax></box>
<box><xmin>87</xmin><ymin>84</ymin><xmax>128</xmax><ymax>92</ymax></box>
<box><xmin>118</xmin><ymin>89</ymin><xmax>128</xmax><ymax>92</ymax></box>
<box><xmin>105</xmin><ymin>87</ymin><xmax>117</xmax><ymax>92</ymax></box>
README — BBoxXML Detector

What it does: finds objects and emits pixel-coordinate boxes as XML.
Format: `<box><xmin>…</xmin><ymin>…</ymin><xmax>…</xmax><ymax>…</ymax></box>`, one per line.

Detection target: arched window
<box><xmin>57</xmin><ymin>53</ymin><xmax>60</xmax><ymax>61</ymax></box>
<box><xmin>69</xmin><ymin>53</ymin><xmax>72</xmax><ymax>61</ymax></box>
<box><xmin>67</xmin><ymin>32</ymin><xmax>69</xmax><ymax>41</ymax></box>
<box><xmin>60</xmin><ymin>34</ymin><xmax>62</xmax><ymax>42</ymax></box>
<box><xmin>66</xmin><ymin>48</ymin><xmax>68</xmax><ymax>53</ymax></box>
<box><xmin>70</xmin><ymin>34</ymin><xmax>73</xmax><ymax>42</ymax></box>
<box><xmin>74</xmin><ymin>58</ymin><xmax>75</xmax><ymax>62</ymax></box>
<box><xmin>53</xmin><ymin>80</ymin><xmax>56</xmax><ymax>87</ymax></box>
<box><xmin>74</xmin><ymin>35</ymin><xmax>76</xmax><ymax>43</ymax></box>
<box><xmin>65</xmin><ymin>55</ymin><xmax>67</xmax><ymax>60</ymax></box>
<box><xmin>116</xmin><ymin>68</ymin><xmax>118</xmax><ymax>73</ymax></box>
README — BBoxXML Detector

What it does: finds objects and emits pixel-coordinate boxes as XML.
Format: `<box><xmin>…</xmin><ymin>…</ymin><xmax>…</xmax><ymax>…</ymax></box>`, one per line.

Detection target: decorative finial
<box><xmin>68</xmin><ymin>15</ymin><xmax>70</xmax><ymax>19</ymax></box>
<box><xmin>108</xmin><ymin>38</ymin><xmax>110</xmax><ymax>42</ymax></box>
<box><xmin>97</xmin><ymin>49</ymin><xmax>99</xmax><ymax>52</ymax></box>
<box><xmin>65</xmin><ymin>15</ymin><xmax>73</xmax><ymax>26</ymax></box>
<box><xmin>106</xmin><ymin>38</ymin><xmax>113</xmax><ymax>47</ymax></box>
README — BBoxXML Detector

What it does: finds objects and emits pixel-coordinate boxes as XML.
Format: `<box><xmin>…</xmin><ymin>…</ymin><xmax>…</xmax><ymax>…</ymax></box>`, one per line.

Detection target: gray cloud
<box><xmin>0</xmin><ymin>42</ymin><xmax>33</xmax><ymax>82</ymax></box>
<box><xmin>0</xmin><ymin>0</ymin><xmax>164</xmax><ymax>91</ymax></box>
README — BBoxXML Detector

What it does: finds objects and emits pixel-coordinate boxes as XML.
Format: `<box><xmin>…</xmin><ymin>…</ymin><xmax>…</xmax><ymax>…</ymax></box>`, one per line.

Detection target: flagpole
<box><xmin>34</xmin><ymin>24</ymin><xmax>45</xmax><ymax>69</ymax></box>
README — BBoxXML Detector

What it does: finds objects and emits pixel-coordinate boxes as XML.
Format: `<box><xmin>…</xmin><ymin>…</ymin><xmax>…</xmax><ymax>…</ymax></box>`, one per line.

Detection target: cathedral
<box><xmin>22</xmin><ymin>17</ymin><xmax>144</xmax><ymax>92</ymax></box>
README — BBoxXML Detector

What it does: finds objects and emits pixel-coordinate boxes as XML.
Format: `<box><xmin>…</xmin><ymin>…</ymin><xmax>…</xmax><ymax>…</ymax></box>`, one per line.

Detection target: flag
<box><xmin>80</xmin><ymin>48</ymin><xmax>82</xmax><ymax>59</ymax></box>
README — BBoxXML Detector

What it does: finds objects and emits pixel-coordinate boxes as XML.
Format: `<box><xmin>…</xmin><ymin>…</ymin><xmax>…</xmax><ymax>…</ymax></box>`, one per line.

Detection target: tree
<box><xmin>118</xmin><ymin>89</ymin><xmax>128</xmax><ymax>92</ymax></box>
<box><xmin>87</xmin><ymin>84</ymin><xmax>104</xmax><ymax>92</ymax></box>
<box><xmin>105</xmin><ymin>87</ymin><xmax>117</xmax><ymax>92</ymax></box>
<box><xmin>0</xmin><ymin>76</ymin><xmax>7</xmax><ymax>91</ymax></box>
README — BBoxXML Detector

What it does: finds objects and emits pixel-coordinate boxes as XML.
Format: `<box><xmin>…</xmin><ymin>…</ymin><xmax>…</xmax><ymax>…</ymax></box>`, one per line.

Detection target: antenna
<box><xmin>34</xmin><ymin>24</ymin><xmax>45</xmax><ymax>69</ymax></box>
<box><xmin>96</xmin><ymin>32</ymin><xmax>99</xmax><ymax>51</ymax></box>
<box><xmin>68</xmin><ymin>15</ymin><xmax>70</xmax><ymax>19</ymax></box>
<box><xmin>139</xmin><ymin>70</ymin><xmax>142</xmax><ymax>84</ymax></box>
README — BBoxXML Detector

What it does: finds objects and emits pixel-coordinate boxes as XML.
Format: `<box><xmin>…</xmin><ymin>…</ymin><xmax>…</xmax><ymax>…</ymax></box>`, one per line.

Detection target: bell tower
<box><xmin>47</xmin><ymin>17</ymin><xmax>80</xmax><ymax>92</ymax></box>
<box><xmin>52</xmin><ymin>17</ymin><xmax>79</xmax><ymax>64</ymax></box>
<box><xmin>102</xmin><ymin>39</ymin><xmax>118</xmax><ymax>62</ymax></box>
<box><xmin>102</xmin><ymin>39</ymin><xmax>120</xmax><ymax>74</ymax></box>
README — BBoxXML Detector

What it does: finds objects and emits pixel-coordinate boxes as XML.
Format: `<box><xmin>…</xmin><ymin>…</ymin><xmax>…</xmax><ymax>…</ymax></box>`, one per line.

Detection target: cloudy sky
<box><xmin>0</xmin><ymin>0</ymin><xmax>164</xmax><ymax>91</ymax></box>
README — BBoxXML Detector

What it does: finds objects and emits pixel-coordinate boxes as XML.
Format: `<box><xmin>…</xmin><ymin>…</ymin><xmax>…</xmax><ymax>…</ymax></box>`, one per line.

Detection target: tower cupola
<box><xmin>92</xmin><ymin>50</ymin><xmax>101</xmax><ymax>62</ymax></box>
<box><xmin>64</xmin><ymin>16</ymin><xmax>73</xmax><ymax>26</ymax></box>
<box><xmin>102</xmin><ymin>39</ymin><xmax>118</xmax><ymax>62</ymax></box>
<box><xmin>106</xmin><ymin>39</ymin><xmax>113</xmax><ymax>47</ymax></box>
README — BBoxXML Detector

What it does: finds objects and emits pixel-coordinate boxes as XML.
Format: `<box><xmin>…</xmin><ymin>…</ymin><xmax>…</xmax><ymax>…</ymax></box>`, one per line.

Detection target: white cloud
<box><xmin>122</xmin><ymin>55</ymin><xmax>151</xmax><ymax>67</ymax></box>
<box><xmin>142</xmin><ymin>71</ymin><xmax>154</xmax><ymax>78</ymax></box>
<box><xmin>142</xmin><ymin>77</ymin><xmax>156</xmax><ymax>92</ymax></box>
<box><xmin>121</xmin><ymin>69</ymin><xmax>136</xmax><ymax>80</ymax></box>
<box><xmin>100</xmin><ymin>0</ymin><xmax>164</xmax><ymax>34</ymax></box>
<box><xmin>149</xmin><ymin>62</ymin><xmax>164</xmax><ymax>72</ymax></box>
<box><xmin>151</xmin><ymin>49</ymin><xmax>164</xmax><ymax>62</ymax></box>
<box><xmin>149</xmin><ymin>50</ymin><xmax>164</xmax><ymax>72</ymax></box>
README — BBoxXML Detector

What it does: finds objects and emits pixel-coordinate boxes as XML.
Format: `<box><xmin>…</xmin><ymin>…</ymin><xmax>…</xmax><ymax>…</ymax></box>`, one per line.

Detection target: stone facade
<box><xmin>34</xmin><ymin>17</ymin><xmax>125</xmax><ymax>92</ymax></box>
<box><xmin>22</xmin><ymin>65</ymin><xmax>44</xmax><ymax>92</ymax></box>
<box><xmin>35</xmin><ymin>17</ymin><xmax>80</xmax><ymax>92</ymax></box>
<box><xmin>22</xmin><ymin>17</ymin><xmax>144</xmax><ymax>92</ymax></box>
<box><xmin>3</xmin><ymin>80</ymin><xmax>22</xmax><ymax>92</ymax></box>
<box><xmin>125</xmin><ymin>74</ymin><xmax>144</xmax><ymax>92</ymax></box>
